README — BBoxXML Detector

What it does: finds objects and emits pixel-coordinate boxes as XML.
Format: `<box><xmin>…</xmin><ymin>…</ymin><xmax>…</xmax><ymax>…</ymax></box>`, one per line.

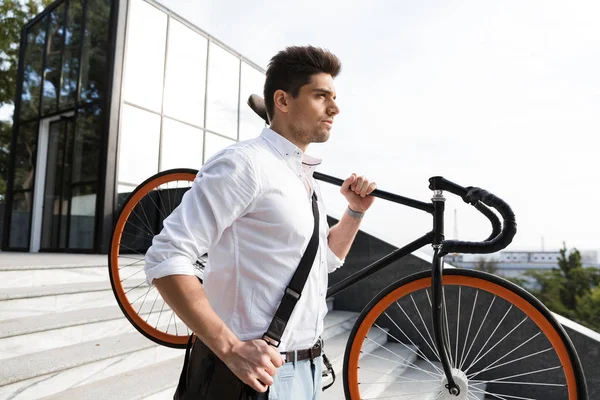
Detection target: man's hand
<box><xmin>222</xmin><ymin>339</ymin><xmax>284</xmax><ymax>393</ymax></box>
<box><xmin>340</xmin><ymin>173</ymin><xmax>377</xmax><ymax>213</ymax></box>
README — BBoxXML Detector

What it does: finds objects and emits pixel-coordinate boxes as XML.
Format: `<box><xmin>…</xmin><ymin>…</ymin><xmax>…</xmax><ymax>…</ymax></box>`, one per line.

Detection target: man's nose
<box><xmin>328</xmin><ymin>100</ymin><xmax>340</xmax><ymax>116</ymax></box>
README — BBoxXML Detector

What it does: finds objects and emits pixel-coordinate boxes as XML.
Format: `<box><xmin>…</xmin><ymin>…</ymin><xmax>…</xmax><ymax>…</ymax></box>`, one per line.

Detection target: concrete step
<box><xmin>376</xmin><ymin>359</ymin><xmax>487</xmax><ymax>400</ymax></box>
<box><xmin>0</xmin><ymin>300</ymin><xmax>171</xmax><ymax>359</ymax></box>
<box><xmin>322</xmin><ymin>323</ymin><xmax>390</xmax><ymax>399</ymax></box>
<box><xmin>357</xmin><ymin>342</ymin><xmax>420</xmax><ymax>399</ymax></box>
<box><xmin>0</xmin><ymin>279</ymin><xmax>148</xmax><ymax>320</ymax></box>
<box><xmin>0</xmin><ymin>330</ymin><xmax>182</xmax><ymax>400</ymax></box>
<box><xmin>40</xmin><ymin>356</ymin><xmax>183</xmax><ymax>400</ymax></box>
<box><xmin>0</xmin><ymin>264</ymin><xmax>110</xmax><ymax>288</ymax></box>
<box><xmin>0</xmin><ymin>309</ymin><xmax>357</xmax><ymax>400</ymax></box>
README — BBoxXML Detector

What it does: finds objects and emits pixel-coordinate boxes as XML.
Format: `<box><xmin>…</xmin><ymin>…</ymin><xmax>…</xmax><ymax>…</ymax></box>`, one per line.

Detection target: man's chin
<box><xmin>313</xmin><ymin>130</ymin><xmax>331</xmax><ymax>143</ymax></box>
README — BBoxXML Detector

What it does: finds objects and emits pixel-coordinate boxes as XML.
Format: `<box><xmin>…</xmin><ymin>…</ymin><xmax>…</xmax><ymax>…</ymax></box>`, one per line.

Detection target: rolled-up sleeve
<box><xmin>326</xmin><ymin>246</ymin><xmax>345</xmax><ymax>273</ymax></box>
<box><xmin>144</xmin><ymin>149</ymin><xmax>258</xmax><ymax>285</ymax></box>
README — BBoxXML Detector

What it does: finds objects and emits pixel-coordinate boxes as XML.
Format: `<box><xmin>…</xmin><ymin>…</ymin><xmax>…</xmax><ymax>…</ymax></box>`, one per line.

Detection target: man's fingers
<box><xmin>267</xmin><ymin>347</ymin><xmax>284</xmax><ymax>368</ymax></box>
<box><xmin>366</xmin><ymin>182</ymin><xmax>377</xmax><ymax>195</ymax></box>
<box><xmin>341</xmin><ymin>173</ymin><xmax>356</xmax><ymax>194</ymax></box>
<box><xmin>257</xmin><ymin>369</ymin><xmax>274</xmax><ymax>387</ymax></box>
<box><xmin>249</xmin><ymin>378</ymin><xmax>269</xmax><ymax>393</ymax></box>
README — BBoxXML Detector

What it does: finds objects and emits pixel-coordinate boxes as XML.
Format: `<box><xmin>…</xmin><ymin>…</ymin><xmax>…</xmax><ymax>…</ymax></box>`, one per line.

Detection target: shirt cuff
<box><xmin>326</xmin><ymin>246</ymin><xmax>345</xmax><ymax>273</ymax></box>
<box><xmin>144</xmin><ymin>255</ymin><xmax>199</xmax><ymax>286</ymax></box>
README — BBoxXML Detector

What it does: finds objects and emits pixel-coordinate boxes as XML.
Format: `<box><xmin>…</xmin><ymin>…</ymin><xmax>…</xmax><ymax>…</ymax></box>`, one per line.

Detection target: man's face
<box><xmin>287</xmin><ymin>73</ymin><xmax>340</xmax><ymax>145</ymax></box>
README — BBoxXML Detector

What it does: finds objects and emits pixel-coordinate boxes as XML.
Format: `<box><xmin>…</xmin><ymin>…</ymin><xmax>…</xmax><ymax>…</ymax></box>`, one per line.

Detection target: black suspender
<box><xmin>262</xmin><ymin>192</ymin><xmax>320</xmax><ymax>347</ymax></box>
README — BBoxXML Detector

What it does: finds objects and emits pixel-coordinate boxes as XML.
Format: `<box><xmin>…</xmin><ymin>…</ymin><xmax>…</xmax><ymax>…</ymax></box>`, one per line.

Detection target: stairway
<box><xmin>0</xmin><ymin>258</ymin><xmax>485</xmax><ymax>399</ymax></box>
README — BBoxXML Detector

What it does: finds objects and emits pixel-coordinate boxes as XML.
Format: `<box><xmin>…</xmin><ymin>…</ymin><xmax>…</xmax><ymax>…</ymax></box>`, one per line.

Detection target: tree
<box><xmin>0</xmin><ymin>0</ymin><xmax>52</xmax><ymax>201</ymax></box>
<box><xmin>524</xmin><ymin>243</ymin><xmax>600</xmax><ymax>331</ymax></box>
<box><xmin>474</xmin><ymin>257</ymin><xmax>499</xmax><ymax>274</ymax></box>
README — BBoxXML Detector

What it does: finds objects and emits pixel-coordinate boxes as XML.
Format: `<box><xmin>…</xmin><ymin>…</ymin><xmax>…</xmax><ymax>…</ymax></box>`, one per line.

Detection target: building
<box><xmin>2</xmin><ymin>0</ymin><xmax>266</xmax><ymax>253</ymax></box>
<box><xmin>448</xmin><ymin>250</ymin><xmax>600</xmax><ymax>280</ymax></box>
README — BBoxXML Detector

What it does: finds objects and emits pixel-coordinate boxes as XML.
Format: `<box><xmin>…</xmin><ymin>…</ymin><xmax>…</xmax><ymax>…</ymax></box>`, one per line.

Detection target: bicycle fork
<box><xmin>432</xmin><ymin>189</ymin><xmax>461</xmax><ymax>396</ymax></box>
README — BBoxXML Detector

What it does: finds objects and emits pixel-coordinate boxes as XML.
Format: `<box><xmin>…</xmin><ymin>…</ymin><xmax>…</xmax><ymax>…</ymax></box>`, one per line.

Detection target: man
<box><xmin>145</xmin><ymin>45</ymin><xmax>376</xmax><ymax>399</ymax></box>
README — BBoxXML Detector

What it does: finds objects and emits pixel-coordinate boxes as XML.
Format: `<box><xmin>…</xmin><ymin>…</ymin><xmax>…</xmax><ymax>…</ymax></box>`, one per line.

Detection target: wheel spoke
<box><xmin>466</xmin><ymin>316</ymin><xmax>528</xmax><ymax>373</ymax></box>
<box><xmin>467</xmin><ymin>333</ymin><xmax>545</xmax><ymax>379</ymax></box>
<box><xmin>393</xmin><ymin>300</ymin><xmax>442</xmax><ymax>368</ymax></box>
<box><xmin>459</xmin><ymin>290</ymin><xmax>478</xmax><ymax>369</ymax></box>
<box><xmin>465</xmin><ymin>304</ymin><xmax>514</xmax><ymax>374</ymax></box>
<box><xmin>364</xmin><ymin>336</ymin><xmax>442</xmax><ymax>379</ymax></box>
<box><xmin>460</xmin><ymin>295</ymin><xmax>496</xmax><ymax>370</ymax></box>
<box><xmin>455</xmin><ymin>286</ymin><xmax>461</xmax><ymax>368</ymax></box>
<box><xmin>410</xmin><ymin>294</ymin><xmax>440</xmax><ymax>360</ymax></box>
<box><xmin>442</xmin><ymin>287</ymin><xmax>454</xmax><ymax>367</ymax></box>
<box><xmin>376</xmin><ymin>319</ymin><xmax>444</xmax><ymax>376</ymax></box>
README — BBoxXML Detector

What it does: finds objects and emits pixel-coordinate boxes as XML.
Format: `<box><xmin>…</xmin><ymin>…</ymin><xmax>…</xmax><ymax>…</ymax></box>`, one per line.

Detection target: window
<box><xmin>206</xmin><ymin>43</ymin><xmax>239</xmax><ymax>139</ymax></box>
<box><xmin>204</xmin><ymin>132</ymin><xmax>235</xmax><ymax>163</ymax></box>
<box><xmin>79</xmin><ymin>0</ymin><xmax>111</xmax><ymax>102</ymax></box>
<box><xmin>42</xmin><ymin>3</ymin><xmax>66</xmax><ymax>115</ymax></box>
<box><xmin>59</xmin><ymin>0</ymin><xmax>84</xmax><ymax>108</ymax></box>
<box><xmin>122</xmin><ymin>0</ymin><xmax>167</xmax><ymax>111</ymax></box>
<box><xmin>239</xmin><ymin>62</ymin><xmax>265</xmax><ymax>141</ymax></box>
<box><xmin>161</xmin><ymin>118</ymin><xmax>204</xmax><ymax>172</ymax></box>
<box><xmin>118</xmin><ymin>105</ymin><xmax>160</xmax><ymax>185</ymax></box>
<box><xmin>20</xmin><ymin>18</ymin><xmax>47</xmax><ymax>121</ymax></box>
<box><xmin>163</xmin><ymin>20</ymin><xmax>207</xmax><ymax>126</ymax></box>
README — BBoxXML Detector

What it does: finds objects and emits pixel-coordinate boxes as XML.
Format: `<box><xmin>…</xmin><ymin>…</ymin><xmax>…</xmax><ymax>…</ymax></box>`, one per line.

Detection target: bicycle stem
<box><xmin>432</xmin><ymin>190</ymin><xmax>461</xmax><ymax>396</ymax></box>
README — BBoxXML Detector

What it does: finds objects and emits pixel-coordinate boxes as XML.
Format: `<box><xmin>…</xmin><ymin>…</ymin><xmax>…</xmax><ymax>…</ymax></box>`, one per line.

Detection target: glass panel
<box><xmin>116</xmin><ymin>183</ymin><xmax>136</xmax><ymax>214</ymax></box>
<box><xmin>122</xmin><ymin>0</ymin><xmax>167</xmax><ymax>111</ymax></box>
<box><xmin>41</xmin><ymin>120</ymin><xmax>67</xmax><ymax>249</ymax></box>
<box><xmin>9</xmin><ymin>191</ymin><xmax>33</xmax><ymax>248</ymax></box>
<box><xmin>72</xmin><ymin>104</ymin><xmax>102</xmax><ymax>183</ymax></box>
<box><xmin>69</xmin><ymin>183</ymin><xmax>96</xmax><ymax>249</ymax></box>
<box><xmin>160</xmin><ymin>118</ymin><xmax>203</xmax><ymax>172</ymax></box>
<box><xmin>163</xmin><ymin>20</ymin><xmax>207</xmax><ymax>126</ymax></box>
<box><xmin>118</xmin><ymin>104</ymin><xmax>160</xmax><ymax>185</ymax></box>
<box><xmin>204</xmin><ymin>132</ymin><xmax>235</xmax><ymax>163</ymax></box>
<box><xmin>80</xmin><ymin>0</ymin><xmax>111</xmax><ymax>102</ymax></box>
<box><xmin>60</xmin><ymin>0</ymin><xmax>84</xmax><ymax>109</ymax></box>
<box><xmin>20</xmin><ymin>17</ymin><xmax>47</xmax><ymax>121</ymax></box>
<box><xmin>42</xmin><ymin>3</ymin><xmax>66</xmax><ymax>115</ymax></box>
<box><xmin>12</xmin><ymin>122</ymin><xmax>38</xmax><ymax>191</ymax></box>
<box><xmin>239</xmin><ymin>62</ymin><xmax>265</xmax><ymax>141</ymax></box>
<box><xmin>206</xmin><ymin>43</ymin><xmax>239</xmax><ymax>139</ymax></box>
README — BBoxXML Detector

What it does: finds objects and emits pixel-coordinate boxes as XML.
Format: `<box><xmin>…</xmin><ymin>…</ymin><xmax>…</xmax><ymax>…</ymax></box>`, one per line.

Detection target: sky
<box><xmin>5</xmin><ymin>0</ymin><xmax>599</xmax><ymax>256</ymax></box>
<box><xmin>162</xmin><ymin>0</ymin><xmax>600</xmax><ymax>255</ymax></box>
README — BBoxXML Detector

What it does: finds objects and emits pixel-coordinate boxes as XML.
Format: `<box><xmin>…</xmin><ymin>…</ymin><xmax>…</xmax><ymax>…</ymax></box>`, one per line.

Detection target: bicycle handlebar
<box><xmin>429</xmin><ymin>176</ymin><xmax>516</xmax><ymax>254</ymax></box>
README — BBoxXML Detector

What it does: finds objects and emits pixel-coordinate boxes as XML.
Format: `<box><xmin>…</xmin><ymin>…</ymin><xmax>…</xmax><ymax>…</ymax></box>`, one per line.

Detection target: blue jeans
<box><xmin>257</xmin><ymin>355</ymin><xmax>323</xmax><ymax>400</ymax></box>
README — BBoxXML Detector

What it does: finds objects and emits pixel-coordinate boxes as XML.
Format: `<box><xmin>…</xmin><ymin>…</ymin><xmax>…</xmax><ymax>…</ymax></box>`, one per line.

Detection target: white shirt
<box><xmin>144</xmin><ymin>127</ymin><xmax>344</xmax><ymax>351</ymax></box>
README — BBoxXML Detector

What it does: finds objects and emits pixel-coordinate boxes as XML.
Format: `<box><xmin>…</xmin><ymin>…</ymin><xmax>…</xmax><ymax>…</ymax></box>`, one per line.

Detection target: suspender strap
<box><xmin>262</xmin><ymin>192</ymin><xmax>320</xmax><ymax>347</ymax></box>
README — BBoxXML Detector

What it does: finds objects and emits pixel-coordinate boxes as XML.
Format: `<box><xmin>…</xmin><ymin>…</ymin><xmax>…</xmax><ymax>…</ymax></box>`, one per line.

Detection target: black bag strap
<box><xmin>262</xmin><ymin>192</ymin><xmax>320</xmax><ymax>348</ymax></box>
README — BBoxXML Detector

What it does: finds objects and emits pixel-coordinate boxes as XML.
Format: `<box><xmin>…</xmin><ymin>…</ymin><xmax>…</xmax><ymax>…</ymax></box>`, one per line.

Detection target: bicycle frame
<box><xmin>316</xmin><ymin>172</ymin><xmax>463</xmax><ymax>395</ymax></box>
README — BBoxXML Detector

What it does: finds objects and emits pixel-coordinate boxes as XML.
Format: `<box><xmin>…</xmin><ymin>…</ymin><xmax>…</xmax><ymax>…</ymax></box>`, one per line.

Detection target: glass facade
<box><xmin>4</xmin><ymin>0</ymin><xmax>265</xmax><ymax>252</ymax></box>
<box><xmin>117</xmin><ymin>0</ymin><xmax>266</xmax><ymax>197</ymax></box>
<box><xmin>4</xmin><ymin>0</ymin><xmax>114</xmax><ymax>251</ymax></box>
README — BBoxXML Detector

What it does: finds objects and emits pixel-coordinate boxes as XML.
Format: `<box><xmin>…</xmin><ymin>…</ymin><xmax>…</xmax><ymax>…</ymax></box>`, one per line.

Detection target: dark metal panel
<box><xmin>99</xmin><ymin>0</ymin><xmax>126</xmax><ymax>253</ymax></box>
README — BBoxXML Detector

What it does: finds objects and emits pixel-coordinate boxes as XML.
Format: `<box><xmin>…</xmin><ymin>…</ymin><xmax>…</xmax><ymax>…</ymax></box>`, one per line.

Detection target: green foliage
<box><xmin>474</xmin><ymin>257</ymin><xmax>499</xmax><ymax>274</ymax></box>
<box><xmin>0</xmin><ymin>0</ymin><xmax>53</xmax><ymax>106</ymax></box>
<box><xmin>524</xmin><ymin>244</ymin><xmax>600</xmax><ymax>331</ymax></box>
<box><xmin>0</xmin><ymin>0</ymin><xmax>53</xmax><ymax>203</ymax></box>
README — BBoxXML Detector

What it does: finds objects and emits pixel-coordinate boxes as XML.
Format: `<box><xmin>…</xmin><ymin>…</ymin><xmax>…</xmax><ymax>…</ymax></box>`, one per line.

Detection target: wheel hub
<box><xmin>441</xmin><ymin>368</ymin><xmax>469</xmax><ymax>399</ymax></box>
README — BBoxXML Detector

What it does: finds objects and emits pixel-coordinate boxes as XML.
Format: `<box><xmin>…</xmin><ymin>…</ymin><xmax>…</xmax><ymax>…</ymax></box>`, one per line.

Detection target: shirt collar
<box><xmin>260</xmin><ymin>127</ymin><xmax>322</xmax><ymax>175</ymax></box>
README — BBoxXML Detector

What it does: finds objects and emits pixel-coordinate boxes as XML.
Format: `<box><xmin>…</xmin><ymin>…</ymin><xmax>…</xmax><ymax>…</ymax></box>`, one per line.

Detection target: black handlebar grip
<box><xmin>473</xmin><ymin>202</ymin><xmax>502</xmax><ymax>241</ymax></box>
<box><xmin>442</xmin><ymin>187</ymin><xmax>517</xmax><ymax>255</ymax></box>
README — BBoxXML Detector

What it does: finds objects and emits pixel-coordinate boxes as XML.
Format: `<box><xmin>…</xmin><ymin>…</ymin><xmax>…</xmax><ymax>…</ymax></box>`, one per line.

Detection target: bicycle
<box><xmin>109</xmin><ymin>96</ymin><xmax>587</xmax><ymax>399</ymax></box>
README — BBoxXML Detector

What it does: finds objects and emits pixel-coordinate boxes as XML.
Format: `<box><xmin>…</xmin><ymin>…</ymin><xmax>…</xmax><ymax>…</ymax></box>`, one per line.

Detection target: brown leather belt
<box><xmin>281</xmin><ymin>338</ymin><xmax>322</xmax><ymax>363</ymax></box>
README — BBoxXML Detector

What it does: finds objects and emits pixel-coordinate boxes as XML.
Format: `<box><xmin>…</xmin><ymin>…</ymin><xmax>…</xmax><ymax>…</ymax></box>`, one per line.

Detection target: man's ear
<box><xmin>273</xmin><ymin>89</ymin><xmax>289</xmax><ymax>115</ymax></box>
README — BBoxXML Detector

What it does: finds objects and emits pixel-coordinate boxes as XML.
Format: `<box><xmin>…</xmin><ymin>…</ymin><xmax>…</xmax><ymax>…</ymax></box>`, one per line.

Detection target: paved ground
<box><xmin>0</xmin><ymin>252</ymin><xmax>108</xmax><ymax>268</ymax></box>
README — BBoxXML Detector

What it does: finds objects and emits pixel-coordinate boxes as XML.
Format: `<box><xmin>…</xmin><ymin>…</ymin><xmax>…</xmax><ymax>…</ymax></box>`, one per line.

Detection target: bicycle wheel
<box><xmin>109</xmin><ymin>168</ymin><xmax>200</xmax><ymax>348</ymax></box>
<box><xmin>343</xmin><ymin>269</ymin><xmax>587</xmax><ymax>400</ymax></box>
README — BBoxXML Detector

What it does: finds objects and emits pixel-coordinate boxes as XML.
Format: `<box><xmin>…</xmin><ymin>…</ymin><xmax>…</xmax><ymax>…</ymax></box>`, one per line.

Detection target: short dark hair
<box><xmin>264</xmin><ymin>45</ymin><xmax>342</xmax><ymax>120</ymax></box>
